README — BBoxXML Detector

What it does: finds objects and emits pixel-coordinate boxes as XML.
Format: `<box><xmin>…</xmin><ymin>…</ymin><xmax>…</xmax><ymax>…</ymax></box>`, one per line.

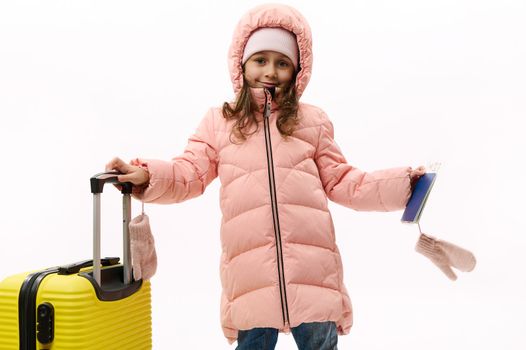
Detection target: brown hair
<box><xmin>222</xmin><ymin>77</ymin><xmax>300</xmax><ymax>143</ymax></box>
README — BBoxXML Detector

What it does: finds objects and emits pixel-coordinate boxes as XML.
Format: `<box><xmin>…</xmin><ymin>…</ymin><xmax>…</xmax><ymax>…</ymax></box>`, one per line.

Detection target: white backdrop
<box><xmin>1</xmin><ymin>0</ymin><xmax>525</xmax><ymax>349</ymax></box>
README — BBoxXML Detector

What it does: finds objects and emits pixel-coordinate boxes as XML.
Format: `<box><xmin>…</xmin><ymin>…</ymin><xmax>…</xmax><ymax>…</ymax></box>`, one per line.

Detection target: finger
<box><xmin>107</xmin><ymin>157</ymin><xmax>133</xmax><ymax>174</ymax></box>
<box><xmin>119</xmin><ymin>171</ymin><xmax>148</xmax><ymax>186</ymax></box>
<box><xmin>105</xmin><ymin>157</ymin><xmax>124</xmax><ymax>172</ymax></box>
<box><xmin>106</xmin><ymin>157</ymin><xmax>126</xmax><ymax>171</ymax></box>
<box><xmin>410</xmin><ymin>167</ymin><xmax>426</xmax><ymax>180</ymax></box>
<box><xmin>118</xmin><ymin>172</ymin><xmax>138</xmax><ymax>184</ymax></box>
<box><xmin>411</xmin><ymin>166</ymin><xmax>425</xmax><ymax>176</ymax></box>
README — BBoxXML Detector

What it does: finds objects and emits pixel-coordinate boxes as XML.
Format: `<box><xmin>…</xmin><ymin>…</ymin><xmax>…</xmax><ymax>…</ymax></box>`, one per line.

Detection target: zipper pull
<box><xmin>263</xmin><ymin>88</ymin><xmax>275</xmax><ymax>119</ymax></box>
<box><xmin>283</xmin><ymin>323</ymin><xmax>291</xmax><ymax>334</ymax></box>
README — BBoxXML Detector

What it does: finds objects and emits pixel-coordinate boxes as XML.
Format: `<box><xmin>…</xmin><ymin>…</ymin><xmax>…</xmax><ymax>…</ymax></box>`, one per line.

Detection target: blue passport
<box><xmin>401</xmin><ymin>172</ymin><xmax>437</xmax><ymax>223</ymax></box>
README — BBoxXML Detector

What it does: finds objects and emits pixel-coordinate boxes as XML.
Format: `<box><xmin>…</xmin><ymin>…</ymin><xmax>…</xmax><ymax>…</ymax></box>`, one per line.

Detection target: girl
<box><xmin>106</xmin><ymin>4</ymin><xmax>425</xmax><ymax>349</ymax></box>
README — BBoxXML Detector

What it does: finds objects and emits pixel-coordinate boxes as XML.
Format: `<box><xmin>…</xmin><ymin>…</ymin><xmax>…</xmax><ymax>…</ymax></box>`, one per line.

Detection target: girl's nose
<box><xmin>264</xmin><ymin>65</ymin><xmax>277</xmax><ymax>78</ymax></box>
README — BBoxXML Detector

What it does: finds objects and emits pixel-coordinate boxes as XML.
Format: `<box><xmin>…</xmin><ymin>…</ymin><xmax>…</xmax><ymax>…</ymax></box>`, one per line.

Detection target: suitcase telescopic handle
<box><xmin>90</xmin><ymin>172</ymin><xmax>133</xmax><ymax>286</ymax></box>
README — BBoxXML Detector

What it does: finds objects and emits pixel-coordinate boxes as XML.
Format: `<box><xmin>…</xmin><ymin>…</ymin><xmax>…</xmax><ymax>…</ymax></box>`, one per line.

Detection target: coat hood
<box><xmin>227</xmin><ymin>3</ymin><xmax>313</xmax><ymax>98</ymax></box>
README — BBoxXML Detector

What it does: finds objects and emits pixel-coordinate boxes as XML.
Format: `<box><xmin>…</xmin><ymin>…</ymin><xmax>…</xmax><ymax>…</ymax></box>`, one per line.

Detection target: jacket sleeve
<box><xmin>134</xmin><ymin>109</ymin><xmax>219</xmax><ymax>204</ymax></box>
<box><xmin>314</xmin><ymin>113</ymin><xmax>412</xmax><ymax>211</ymax></box>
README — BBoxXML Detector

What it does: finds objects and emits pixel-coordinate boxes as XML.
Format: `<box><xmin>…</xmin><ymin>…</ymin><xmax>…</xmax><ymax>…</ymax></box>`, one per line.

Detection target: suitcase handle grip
<box><xmin>57</xmin><ymin>257</ymin><xmax>120</xmax><ymax>275</ymax></box>
<box><xmin>90</xmin><ymin>171</ymin><xmax>133</xmax><ymax>194</ymax></box>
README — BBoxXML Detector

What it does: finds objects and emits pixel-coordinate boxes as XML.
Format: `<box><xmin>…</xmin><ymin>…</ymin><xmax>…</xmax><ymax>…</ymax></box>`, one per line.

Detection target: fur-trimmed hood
<box><xmin>227</xmin><ymin>3</ymin><xmax>313</xmax><ymax>98</ymax></box>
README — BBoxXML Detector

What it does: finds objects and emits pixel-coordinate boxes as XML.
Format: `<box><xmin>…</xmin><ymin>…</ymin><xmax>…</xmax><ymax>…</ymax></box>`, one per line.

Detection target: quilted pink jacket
<box><xmin>136</xmin><ymin>4</ymin><xmax>412</xmax><ymax>344</ymax></box>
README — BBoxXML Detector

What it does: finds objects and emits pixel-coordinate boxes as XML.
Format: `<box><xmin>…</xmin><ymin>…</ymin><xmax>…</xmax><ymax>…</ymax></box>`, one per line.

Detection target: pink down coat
<box><xmin>136</xmin><ymin>4</ymin><xmax>412</xmax><ymax>344</ymax></box>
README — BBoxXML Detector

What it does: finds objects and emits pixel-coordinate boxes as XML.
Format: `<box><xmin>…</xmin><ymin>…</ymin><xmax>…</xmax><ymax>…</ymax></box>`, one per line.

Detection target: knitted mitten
<box><xmin>415</xmin><ymin>233</ymin><xmax>476</xmax><ymax>281</ymax></box>
<box><xmin>129</xmin><ymin>213</ymin><xmax>157</xmax><ymax>281</ymax></box>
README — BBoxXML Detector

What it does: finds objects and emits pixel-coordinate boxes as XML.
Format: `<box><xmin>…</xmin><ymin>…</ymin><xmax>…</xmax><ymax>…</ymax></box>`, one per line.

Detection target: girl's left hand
<box><xmin>409</xmin><ymin>165</ymin><xmax>426</xmax><ymax>190</ymax></box>
<box><xmin>410</xmin><ymin>165</ymin><xmax>426</xmax><ymax>179</ymax></box>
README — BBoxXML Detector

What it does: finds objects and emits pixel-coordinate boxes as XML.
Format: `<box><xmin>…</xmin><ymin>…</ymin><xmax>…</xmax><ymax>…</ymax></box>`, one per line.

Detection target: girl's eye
<box><xmin>254</xmin><ymin>58</ymin><xmax>266</xmax><ymax>64</ymax></box>
<box><xmin>278</xmin><ymin>61</ymin><xmax>290</xmax><ymax>68</ymax></box>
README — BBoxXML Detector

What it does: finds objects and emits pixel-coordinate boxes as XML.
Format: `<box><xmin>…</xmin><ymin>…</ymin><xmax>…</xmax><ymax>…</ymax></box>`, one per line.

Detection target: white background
<box><xmin>1</xmin><ymin>0</ymin><xmax>525</xmax><ymax>349</ymax></box>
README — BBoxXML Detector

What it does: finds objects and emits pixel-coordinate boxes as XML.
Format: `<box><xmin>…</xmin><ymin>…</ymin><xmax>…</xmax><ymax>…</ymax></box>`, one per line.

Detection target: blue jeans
<box><xmin>236</xmin><ymin>321</ymin><xmax>338</xmax><ymax>350</ymax></box>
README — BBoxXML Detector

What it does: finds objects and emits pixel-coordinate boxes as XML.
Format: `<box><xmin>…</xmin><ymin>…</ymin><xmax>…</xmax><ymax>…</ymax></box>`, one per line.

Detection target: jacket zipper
<box><xmin>263</xmin><ymin>88</ymin><xmax>291</xmax><ymax>330</ymax></box>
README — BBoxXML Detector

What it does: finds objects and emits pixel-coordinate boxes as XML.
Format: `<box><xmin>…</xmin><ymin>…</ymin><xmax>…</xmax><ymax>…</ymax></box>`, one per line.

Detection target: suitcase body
<box><xmin>0</xmin><ymin>265</ymin><xmax>152</xmax><ymax>349</ymax></box>
<box><xmin>0</xmin><ymin>173</ymin><xmax>152</xmax><ymax>349</ymax></box>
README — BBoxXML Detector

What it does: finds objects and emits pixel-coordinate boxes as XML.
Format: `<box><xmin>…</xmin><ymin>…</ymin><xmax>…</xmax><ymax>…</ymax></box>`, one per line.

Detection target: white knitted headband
<box><xmin>242</xmin><ymin>27</ymin><xmax>299</xmax><ymax>70</ymax></box>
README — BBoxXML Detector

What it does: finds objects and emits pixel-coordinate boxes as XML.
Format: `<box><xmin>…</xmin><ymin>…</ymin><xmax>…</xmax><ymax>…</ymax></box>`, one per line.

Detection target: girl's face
<box><xmin>243</xmin><ymin>51</ymin><xmax>295</xmax><ymax>89</ymax></box>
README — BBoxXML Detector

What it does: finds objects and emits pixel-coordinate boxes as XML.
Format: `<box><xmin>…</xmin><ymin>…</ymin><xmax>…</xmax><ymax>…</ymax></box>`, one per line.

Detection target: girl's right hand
<box><xmin>105</xmin><ymin>157</ymin><xmax>150</xmax><ymax>187</ymax></box>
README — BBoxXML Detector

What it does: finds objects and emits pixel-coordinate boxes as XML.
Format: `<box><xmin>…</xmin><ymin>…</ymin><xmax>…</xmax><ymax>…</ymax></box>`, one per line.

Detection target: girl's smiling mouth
<box><xmin>257</xmin><ymin>81</ymin><xmax>278</xmax><ymax>88</ymax></box>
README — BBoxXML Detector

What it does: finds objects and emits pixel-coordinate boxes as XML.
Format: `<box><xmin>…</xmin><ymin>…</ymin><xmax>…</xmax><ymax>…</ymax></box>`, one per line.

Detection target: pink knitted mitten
<box><xmin>415</xmin><ymin>233</ymin><xmax>476</xmax><ymax>281</ymax></box>
<box><xmin>129</xmin><ymin>213</ymin><xmax>157</xmax><ymax>281</ymax></box>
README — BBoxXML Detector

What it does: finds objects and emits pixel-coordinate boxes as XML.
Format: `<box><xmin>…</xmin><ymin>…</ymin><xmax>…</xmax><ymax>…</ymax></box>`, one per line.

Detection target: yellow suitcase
<box><xmin>0</xmin><ymin>173</ymin><xmax>152</xmax><ymax>349</ymax></box>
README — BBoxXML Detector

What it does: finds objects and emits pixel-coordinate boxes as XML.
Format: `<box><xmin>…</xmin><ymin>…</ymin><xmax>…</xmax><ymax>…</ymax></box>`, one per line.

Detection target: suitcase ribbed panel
<box><xmin>0</xmin><ymin>272</ymin><xmax>26</xmax><ymax>350</ymax></box>
<box><xmin>37</xmin><ymin>273</ymin><xmax>152</xmax><ymax>349</ymax></box>
<box><xmin>0</xmin><ymin>270</ymin><xmax>152</xmax><ymax>349</ymax></box>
